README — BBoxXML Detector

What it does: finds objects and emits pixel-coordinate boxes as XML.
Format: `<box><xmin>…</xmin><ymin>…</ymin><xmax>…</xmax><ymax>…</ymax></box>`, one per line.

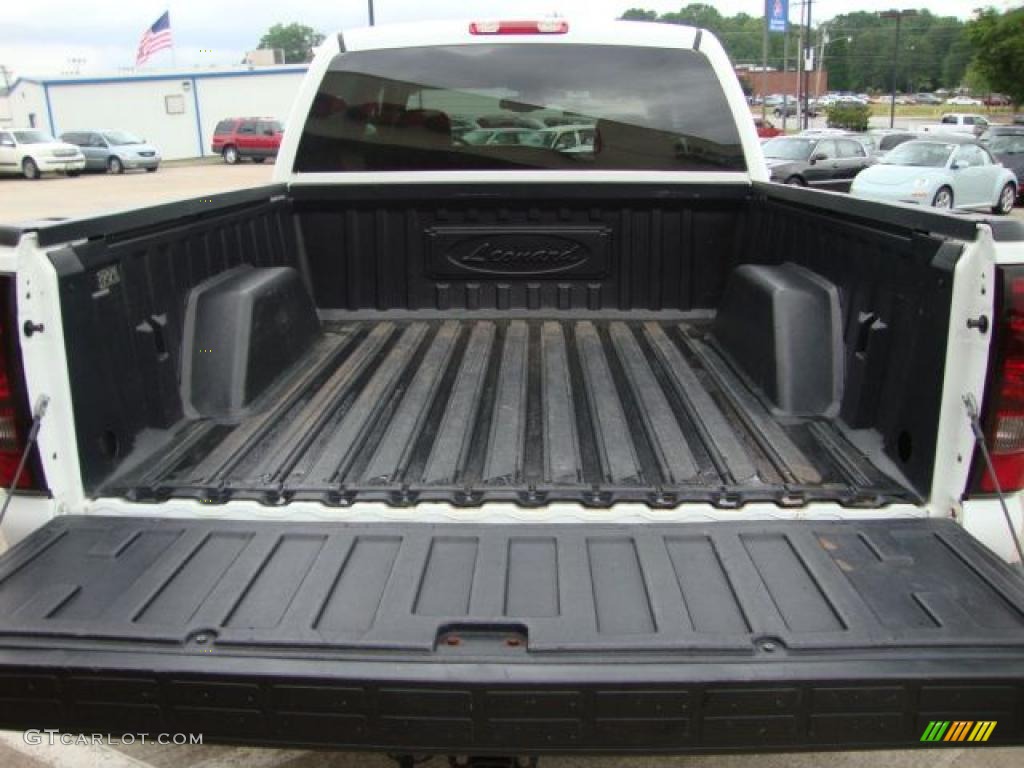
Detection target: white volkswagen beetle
<box><xmin>0</xmin><ymin>129</ymin><xmax>86</xmax><ymax>179</ymax></box>
<box><xmin>851</xmin><ymin>136</ymin><xmax>1017</xmax><ymax>214</ymax></box>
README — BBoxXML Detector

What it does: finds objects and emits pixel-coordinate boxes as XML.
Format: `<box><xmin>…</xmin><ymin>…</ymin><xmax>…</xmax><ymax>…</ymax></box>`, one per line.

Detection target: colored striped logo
<box><xmin>920</xmin><ymin>721</ymin><xmax>997</xmax><ymax>742</ymax></box>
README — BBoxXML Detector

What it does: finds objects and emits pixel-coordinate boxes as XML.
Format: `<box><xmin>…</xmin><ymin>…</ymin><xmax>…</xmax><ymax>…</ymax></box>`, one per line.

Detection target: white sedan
<box><xmin>946</xmin><ymin>96</ymin><xmax>984</xmax><ymax>106</ymax></box>
<box><xmin>851</xmin><ymin>138</ymin><xmax>1017</xmax><ymax>214</ymax></box>
<box><xmin>0</xmin><ymin>129</ymin><xmax>86</xmax><ymax>179</ymax></box>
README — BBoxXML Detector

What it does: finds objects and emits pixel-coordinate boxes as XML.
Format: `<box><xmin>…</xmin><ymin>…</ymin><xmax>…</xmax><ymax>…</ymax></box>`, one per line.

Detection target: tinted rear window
<box><xmin>214</xmin><ymin>120</ymin><xmax>235</xmax><ymax>134</ymax></box>
<box><xmin>294</xmin><ymin>44</ymin><xmax>746</xmax><ymax>173</ymax></box>
<box><xmin>879</xmin><ymin>134</ymin><xmax>915</xmax><ymax>151</ymax></box>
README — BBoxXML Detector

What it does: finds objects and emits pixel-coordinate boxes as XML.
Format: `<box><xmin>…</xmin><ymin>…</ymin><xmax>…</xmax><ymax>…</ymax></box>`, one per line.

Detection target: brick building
<box><xmin>737</xmin><ymin>69</ymin><xmax>829</xmax><ymax>99</ymax></box>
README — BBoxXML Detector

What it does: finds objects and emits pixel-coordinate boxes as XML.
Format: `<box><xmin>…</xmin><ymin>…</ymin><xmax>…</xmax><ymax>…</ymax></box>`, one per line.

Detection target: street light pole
<box><xmin>368</xmin><ymin>0</ymin><xmax>375</xmax><ymax>26</ymax></box>
<box><xmin>880</xmin><ymin>9</ymin><xmax>917</xmax><ymax>129</ymax></box>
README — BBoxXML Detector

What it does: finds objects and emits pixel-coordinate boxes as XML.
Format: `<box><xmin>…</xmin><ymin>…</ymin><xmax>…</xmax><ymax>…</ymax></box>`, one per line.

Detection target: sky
<box><xmin>0</xmin><ymin>0</ymin><xmax>1012</xmax><ymax>80</ymax></box>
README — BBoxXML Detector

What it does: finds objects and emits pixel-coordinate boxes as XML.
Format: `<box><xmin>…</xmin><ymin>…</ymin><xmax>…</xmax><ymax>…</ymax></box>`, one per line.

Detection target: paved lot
<box><xmin>0</xmin><ymin>162</ymin><xmax>1020</xmax><ymax>766</ymax></box>
<box><xmin>1</xmin><ymin>159</ymin><xmax>1020</xmax><ymax>228</ymax></box>
<box><xmin>0</xmin><ymin>161</ymin><xmax>274</xmax><ymax>225</ymax></box>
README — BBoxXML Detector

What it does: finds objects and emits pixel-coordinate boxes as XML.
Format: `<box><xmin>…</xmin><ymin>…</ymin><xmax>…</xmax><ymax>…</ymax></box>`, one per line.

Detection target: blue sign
<box><xmin>768</xmin><ymin>0</ymin><xmax>788</xmax><ymax>33</ymax></box>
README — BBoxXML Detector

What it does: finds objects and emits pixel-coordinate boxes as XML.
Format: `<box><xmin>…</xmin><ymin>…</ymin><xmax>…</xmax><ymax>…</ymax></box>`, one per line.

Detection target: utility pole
<box><xmin>781</xmin><ymin>32</ymin><xmax>789</xmax><ymax>132</ymax></box>
<box><xmin>796</xmin><ymin>1</ymin><xmax>804</xmax><ymax>129</ymax></box>
<box><xmin>802</xmin><ymin>0</ymin><xmax>813</xmax><ymax>130</ymax></box>
<box><xmin>761</xmin><ymin>2</ymin><xmax>769</xmax><ymax>125</ymax></box>
<box><xmin>880</xmin><ymin>9</ymin><xmax>917</xmax><ymax>129</ymax></box>
<box><xmin>368</xmin><ymin>0</ymin><xmax>375</xmax><ymax>26</ymax></box>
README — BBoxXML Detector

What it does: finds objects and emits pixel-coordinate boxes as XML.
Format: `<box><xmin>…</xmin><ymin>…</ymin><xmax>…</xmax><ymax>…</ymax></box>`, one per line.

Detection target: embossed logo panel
<box><xmin>426</xmin><ymin>227</ymin><xmax>611</xmax><ymax>279</ymax></box>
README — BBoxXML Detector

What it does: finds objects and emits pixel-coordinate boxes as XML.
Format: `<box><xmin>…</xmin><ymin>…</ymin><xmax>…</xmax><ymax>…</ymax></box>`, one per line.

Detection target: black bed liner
<box><xmin>0</xmin><ymin>515</ymin><xmax>1022</xmax><ymax>752</ymax></box>
<box><xmin>110</xmin><ymin>317</ymin><xmax>910</xmax><ymax>507</ymax></box>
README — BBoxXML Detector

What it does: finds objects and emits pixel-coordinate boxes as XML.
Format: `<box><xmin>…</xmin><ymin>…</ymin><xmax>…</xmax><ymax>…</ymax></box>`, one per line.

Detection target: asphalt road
<box><xmin>0</xmin><ymin>159</ymin><xmax>1021</xmax><ymax>766</ymax></box>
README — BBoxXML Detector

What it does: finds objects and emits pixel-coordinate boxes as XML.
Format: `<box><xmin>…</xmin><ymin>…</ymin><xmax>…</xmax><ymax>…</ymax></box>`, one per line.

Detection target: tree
<box><xmin>620</xmin><ymin>6</ymin><xmax>973</xmax><ymax>93</ymax></box>
<box><xmin>966</xmin><ymin>8</ymin><xmax>1024</xmax><ymax>105</ymax></box>
<box><xmin>257</xmin><ymin>23</ymin><xmax>325</xmax><ymax>64</ymax></box>
<box><xmin>621</xmin><ymin>8</ymin><xmax>658</xmax><ymax>21</ymax></box>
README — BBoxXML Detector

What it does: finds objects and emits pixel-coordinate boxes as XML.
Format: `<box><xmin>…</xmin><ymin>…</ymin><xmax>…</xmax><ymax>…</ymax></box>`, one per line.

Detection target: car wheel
<box><xmin>784</xmin><ymin>176</ymin><xmax>806</xmax><ymax>187</ymax></box>
<box><xmin>146</xmin><ymin>167</ymin><xmax>158</xmax><ymax>173</ymax></box>
<box><xmin>223</xmin><ymin>146</ymin><xmax>239</xmax><ymax>165</ymax></box>
<box><xmin>107</xmin><ymin>156</ymin><xmax>124</xmax><ymax>174</ymax></box>
<box><xmin>994</xmin><ymin>183</ymin><xmax>1016</xmax><ymax>215</ymax></box>
<box><xmin>22</xmin><ymin>157</ymin><xmax>40</xmax><ymax>180</ymax></box>
<box><xmin>932</xmin><ymin>186</ymin><xmax>953</xmax><ymax>209</ymax></box>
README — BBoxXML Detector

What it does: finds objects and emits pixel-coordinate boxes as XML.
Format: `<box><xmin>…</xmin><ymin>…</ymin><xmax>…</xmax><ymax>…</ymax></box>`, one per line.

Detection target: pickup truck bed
<box><xmin>0</xmin><ymin>515</ymin><xmax>1022</xmax><ymax>752</ymax></box>
<box><xmin>45</xmin><ymin>181</ymin><xmax>965</xmax><ymax>508</ymax></box>
<box><xmin>111</xmin><ymin>317</ymin><xmax>906</xmax><ymax>506</ymax></box>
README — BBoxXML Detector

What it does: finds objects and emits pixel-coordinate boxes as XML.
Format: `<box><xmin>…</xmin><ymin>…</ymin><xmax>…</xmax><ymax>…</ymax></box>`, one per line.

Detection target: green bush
<box><xmin>826</xmin><ymin>103</ymin><xmax>871</xmax><ymax>132</ymax></box>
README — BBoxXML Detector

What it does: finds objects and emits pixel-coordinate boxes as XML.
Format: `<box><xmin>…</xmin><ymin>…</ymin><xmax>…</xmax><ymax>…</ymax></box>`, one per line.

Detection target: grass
<box><xmin>867</xmin><ymin>104</ymin><xmax>1015</xmax><ymax>119</ymax></box>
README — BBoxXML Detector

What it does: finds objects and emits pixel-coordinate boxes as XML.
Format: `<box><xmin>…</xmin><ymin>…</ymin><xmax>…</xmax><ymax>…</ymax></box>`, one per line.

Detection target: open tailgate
<box><xmin>0</xmin><ymin>516</ymin><xmax>1022</xmax><ymax>753</ymax></box>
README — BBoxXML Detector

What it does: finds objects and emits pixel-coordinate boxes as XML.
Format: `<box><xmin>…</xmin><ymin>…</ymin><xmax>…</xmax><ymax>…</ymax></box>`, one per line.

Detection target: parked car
<box><xmin>983</xmin><ymin>93</ymin><xmax>1011</xmax><ymax>107</ymax></box>
<box><xmin>987</xmin><ymin>131</ymin><xmax>1024</xmax><ymax>202</ymax></box>
<box><xmin>211</xmin><ymin>117</ymin><xmax>283</xmax><ymax>164</ymax></box>
<box><xmin>457</xmin><ymin>127</ymin><xmax>546</xmax><ymax>146</ymax></box>
<box><xmin>535</xmin><ymin>124</ymin><xmax>595</xmax><ymax>151</ymax></box>
<box><xmin>866</xmin><ymin>129</ymin><xmax>919</xmax><ymax>158</ymax></box>
<box><xmin>914</xmin><ymin>92</ymin><xmax>943</xmax><ymax>106</ymax></box>
<box><xmin>978</xmin><ymin>124</ymin><xmax>1024</xmax><ymax>144</ymax></box>
<box><xmin>920</xmin><ymin>113</ymin><xmax>989</xmax><ymax>138</ymax></box>
<box><xmin>851</xmin><ymin>136</ymin><xmax>1017</xmax><ymax>214</ymax></box>
<box><xmin>60</xmin><ymin>130</ymin><xmax>160</xmax><ymax>174</ymax></box>
<box><xmin>773</xmin><ymin>99</ymin><xmax>818</xmax><ymax>118</ymax></box>
<box><xmin>753</xmin><ymin>116</ymin><xmax>782</xmax><ymax>139</ymax></box>
<box><xmin>946</xmin><ymin>96</ymin><xmax>984</xmax><ymax>106</ymax></box>
<box><xmin>763</xmin><ymin>134</ymin><xmax>873</xmax><ymax>189</ymax></box>
<box><xmin>0</xmin><ymin>128</ymin><xmax>84</xmax><ymax>179</ymax></box>
<box><xmin>3</xmin><ymin>16</ymin><xmax>1024</xmax><ymax>761</ymax></box>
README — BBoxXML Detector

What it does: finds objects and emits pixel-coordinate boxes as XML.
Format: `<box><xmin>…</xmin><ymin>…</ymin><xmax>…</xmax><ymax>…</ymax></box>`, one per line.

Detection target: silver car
<box><xmin>60</xmin><ymin>129</ymin><xmax>161</xmax><ymax>174</ymax></box>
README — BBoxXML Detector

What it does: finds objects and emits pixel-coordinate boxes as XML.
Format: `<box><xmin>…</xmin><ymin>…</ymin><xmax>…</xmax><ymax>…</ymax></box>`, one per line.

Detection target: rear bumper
<box><xmin>0</xmin><ymin>515</ymin><xmax>1022</xmax><ymax>753</ymax></box>
<box><xmin>0</xmin><ymin>651</ymin><xmax>1021</xmax><ymax>753</ymax></box>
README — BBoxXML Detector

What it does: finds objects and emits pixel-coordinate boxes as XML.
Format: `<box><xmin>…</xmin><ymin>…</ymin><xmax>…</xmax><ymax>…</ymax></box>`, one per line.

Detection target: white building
<box><xmin>5</xmin><ymin>66</ymin><xmax>308</xmax><ymax>160</ymax></box>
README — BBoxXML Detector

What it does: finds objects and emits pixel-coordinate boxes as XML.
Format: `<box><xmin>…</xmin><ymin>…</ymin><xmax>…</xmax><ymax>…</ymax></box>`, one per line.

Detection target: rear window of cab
<box><xmin>294</xmin><ymin>44</ymin><xmax>747</xmax><ymax>173</ymax></box>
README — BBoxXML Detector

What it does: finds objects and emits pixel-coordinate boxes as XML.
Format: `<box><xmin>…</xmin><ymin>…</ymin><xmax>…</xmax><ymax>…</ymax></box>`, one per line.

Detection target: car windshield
<box><xmin>294</xmin><ymin>44</ymin><xmax>746</xmax><ymax>172</ymax></box>
<box><xmin>762</xmin><ymin>138</ymin><xmax>814</xmax><ymax>161</ymax></box>
<box><xmin>881</xmin><ymin>142</ymin><xmax>954</xmax><ymax>167</ymax></box>
<box><xmin>101</xmin><ymin>130</ymin><xmax>144</xmax><ymax>145</ymax></box>
<box><xmin>12</xmin><ymin>130</ymin><xmax>54</xmax><ymax>144</ymax></box>
<box><xmin>990</xmin><ymin>136</ymin><xmax>1024</xmax><ymax>155</ymax></box>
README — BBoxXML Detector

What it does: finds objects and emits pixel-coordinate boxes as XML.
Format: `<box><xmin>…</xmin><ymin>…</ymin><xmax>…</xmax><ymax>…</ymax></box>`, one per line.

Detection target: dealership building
<box><xmin>3</xmin><ymin>66</ymin><xmax>308</xmax><ymax>160</ymax></box>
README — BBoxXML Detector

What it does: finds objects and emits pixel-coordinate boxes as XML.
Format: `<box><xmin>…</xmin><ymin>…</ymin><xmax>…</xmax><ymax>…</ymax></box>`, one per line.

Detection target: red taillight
<box><xmin>975</xmin><ymin>269</ymin><xmax>1024</xmax><ymax>492</ymax></box>
<box><xmin>469</xmin><ymin>20</ymin><xmax>569</xmax><ymax>35</ymax></box>
<box><xmin>0</xmin><ymin>276</ymin><xmax>37</xmax><ymax>490</ymax></box>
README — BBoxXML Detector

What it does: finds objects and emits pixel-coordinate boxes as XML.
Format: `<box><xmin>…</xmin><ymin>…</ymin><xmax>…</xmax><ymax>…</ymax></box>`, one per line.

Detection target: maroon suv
<box><xmin>211</xmin><ymin>117</ymin><xmax>283</xmax><ymax>164</ymax></box>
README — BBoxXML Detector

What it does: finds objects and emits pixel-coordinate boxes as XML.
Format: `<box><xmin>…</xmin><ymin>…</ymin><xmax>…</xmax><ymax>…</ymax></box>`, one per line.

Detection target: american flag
<box><xmin>136</xmin><ymin>12</ymin><xmax>173</xmax><ymax>66</ymax></box>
